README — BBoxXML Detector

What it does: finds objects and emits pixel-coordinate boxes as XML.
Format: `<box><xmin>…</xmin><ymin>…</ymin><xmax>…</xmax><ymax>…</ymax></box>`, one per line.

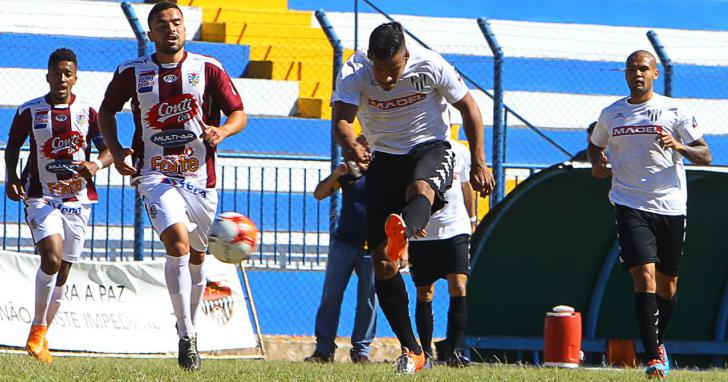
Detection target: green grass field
<box><xmin>2</xmin><ymin>353</ymin><xmax>728</xmax><ymax>382</ymax></box>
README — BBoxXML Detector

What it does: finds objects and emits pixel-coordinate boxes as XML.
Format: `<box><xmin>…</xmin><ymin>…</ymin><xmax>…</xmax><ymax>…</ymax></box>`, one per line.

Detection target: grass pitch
<box><xmin>1</xmin><ymin>353</ymin><xmax>728</xmax><ymax>381</ymax></box>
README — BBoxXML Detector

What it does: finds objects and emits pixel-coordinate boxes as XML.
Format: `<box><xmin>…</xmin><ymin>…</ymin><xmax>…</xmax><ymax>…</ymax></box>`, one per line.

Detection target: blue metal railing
<box><xmin>315</xmin><ymin>9</ymin><xmax>345</xmax><ymax>248</ymax></box>
<box><xmin>478</xmin><ymin>18</ymin><xmax>506</xmax><ymax>206</ymax></box>
<box><xmin>121</xmin><ymin>1</ymin><xmax>148</xmax><ymax>261</ymax></box>
<box><xmin>647</xmin><ymin>30</ymin><xmax>673</xmax><ymax>97</ymax></box>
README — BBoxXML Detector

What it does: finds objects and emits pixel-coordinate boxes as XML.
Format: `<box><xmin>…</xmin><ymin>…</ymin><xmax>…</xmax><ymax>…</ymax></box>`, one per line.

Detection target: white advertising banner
<box><xmin>0</xmin><ymin>251</ymin><xmax>257</xmax><ymax>353</ymax></box>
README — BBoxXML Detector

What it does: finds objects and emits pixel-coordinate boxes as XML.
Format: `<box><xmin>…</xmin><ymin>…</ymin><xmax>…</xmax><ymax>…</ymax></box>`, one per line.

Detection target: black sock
<box><xmin>634</xmin><ymin>292</ymin><xmax>660</xmax><ymax>361</ymax></box>
<box><xmin>656</xmin><ymin>295</ymin><xmax>676</xmax><ymax>344</ymax></box>
<box><xmin>402</xmin><ymin>194</ymin><xmax>432</xmax><ymax>238</ymax></box>
<box><xmin>447</xmin><ymin>296</ymin><xmax>467</xmax><ymax>351</ymax></box>
<box><xmin>415</xmin><ymin>300</ymin><xmax>434</xmax><ymax>357</ymax></box>
<box><xmin>375</xmin><ymin>273</ymin><xmax>422</xmax><ymax>354</ymax></box>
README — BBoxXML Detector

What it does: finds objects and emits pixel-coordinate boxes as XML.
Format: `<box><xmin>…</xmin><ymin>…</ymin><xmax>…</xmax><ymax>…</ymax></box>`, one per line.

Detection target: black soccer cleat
<box><xmin>446</xmin><ymin>348</ymin><xmax>471</xmax><ymax>368</ymax></box>
<box><xmin>304</xmin><ymin>351</ymin><xmax>334</xmax><ymax>363</ymax></box>
<box><xmin>178</xmin><ymin>336</ymin><xmax>201</xmax><ymax>371</ymax></box>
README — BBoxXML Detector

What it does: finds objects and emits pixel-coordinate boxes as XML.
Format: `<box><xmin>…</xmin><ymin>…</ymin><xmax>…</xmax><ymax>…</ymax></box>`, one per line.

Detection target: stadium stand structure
<box><xmin>178</xmin><ymin>0</ymin><xmax>354</xmax><ymax>119</ymax></box>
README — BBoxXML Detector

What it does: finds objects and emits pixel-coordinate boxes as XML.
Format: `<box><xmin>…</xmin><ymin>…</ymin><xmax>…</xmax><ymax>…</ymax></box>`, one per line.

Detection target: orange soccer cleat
<box><xmin>384</xmin><ymin>214</ymin><xmax>407</xmax><ymax>261</ymax></box>
<box><xmin>25</xmin><ymin>325</ymin><xmax>52</xmax><ymax>363</ymax></box>
<box><xmin>394</xmin><ymin>347</ymin><xmax>426</xmax><ymax>375</ymax></box>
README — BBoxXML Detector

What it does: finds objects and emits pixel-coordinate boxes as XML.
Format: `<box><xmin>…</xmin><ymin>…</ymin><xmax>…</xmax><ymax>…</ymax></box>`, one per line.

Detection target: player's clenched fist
<box><xmin>111</xmin><ymin>147</ymin><xmax>135</xmax><ymax>176</ymax></box>
<box><xmin>470</xmin><ymin>163</ymin><xmax>495</xmax><ymax>197</ymax></box>
<box><xmin>590</xmin><ymin>151</ymin><xmax>612</xmax><ymax>179</ymax></box>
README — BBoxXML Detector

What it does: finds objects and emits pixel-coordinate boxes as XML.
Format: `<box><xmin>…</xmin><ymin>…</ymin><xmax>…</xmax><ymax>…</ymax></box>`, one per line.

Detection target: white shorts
<box><xmin>25</xmin><ymin>198</ymin><xmax>92</xmax><ymax>263</ymax></box>
<box><xmin>137</xmin><ymin>176</ymin><xmax>218</xmax><ymax>252</ymax></box>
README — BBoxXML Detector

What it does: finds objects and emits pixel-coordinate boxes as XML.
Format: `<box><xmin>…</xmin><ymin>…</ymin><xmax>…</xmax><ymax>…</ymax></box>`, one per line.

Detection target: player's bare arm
<box><xmin>452</xmin><ymin>93</ymin><xmax>495</xmax><ymax>197</ymax></box>
<box><xmin>587</xmin><ymin>142</ymin><xmax>612</xmax><ymax>178</ymax></box>
<box><xmin>98</xmin><ymin>106</ymin><xmax>135</xmax><ymax>176</ymax></box>
<box><xmin>333</xmin><ymin>101</ymin><xmax>370</xmax><ymax>163</ymax></box>
<box><xmin>658</xmin><ymin>132</ymin><xmax>712</xmax><ymax>165</ymax></box>
<box><xmin>313</xmin><ymin>162</ymin><xmax>349</xmax><ymax>200</ymax></box>
<box><xmin>202</xmin><ymin>110</ymin><xmax>247</xmax><ymax>146</ymax></box>
<box><xmin>4</xmin><ymin>142</ymin><xmax>26</xmax><ymax>201</ymax></box>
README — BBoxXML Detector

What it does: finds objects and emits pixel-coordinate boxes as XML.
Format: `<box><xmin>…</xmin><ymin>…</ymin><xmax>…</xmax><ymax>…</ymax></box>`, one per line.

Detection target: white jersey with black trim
<box><xmin>412</xmin><ymin>139</ymin><xmax>471</xmax><ymax>241</ymax></box>
<box><xmin>591</xmin><ymin>93</ymin><xmax>703</xmax><ymax>216</ymax></box>
<box><xmin>332</xmin><ymin>46</ymin><xmax>469</xmax><ymax>155</ymax></box>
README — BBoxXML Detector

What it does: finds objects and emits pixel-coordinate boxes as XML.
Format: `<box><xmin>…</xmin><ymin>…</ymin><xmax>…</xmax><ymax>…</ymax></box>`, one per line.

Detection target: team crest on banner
<box><xmin>188</xmin><ymin>71</ymin><xmax>200</xmax><ymax>86</ymax></box>
<box><xmin>647</xmin><ymin>109</ymin><xmax>661</xmax><ymax>122</ymax></box>
<box><xmin>201</xmin><ymin>281</ymin><xmax>234</xmax><ymax>325</ymax></box>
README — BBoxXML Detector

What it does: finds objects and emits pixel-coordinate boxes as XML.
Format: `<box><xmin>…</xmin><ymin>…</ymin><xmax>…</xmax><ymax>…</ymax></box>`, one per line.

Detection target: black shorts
<box><xmin>615</xmin><ymin>204</ymin><xmax>686</xmax><ymax>276</ymax></box>
<box><xmin>408</xmin><ymin>234</ymin><xmax>470</xmax><ymax>287</ymax></box>
<box><xmin>366</xmin><ymin>140</ymin><xmax>455</xmax><ymax>250</ymax></box>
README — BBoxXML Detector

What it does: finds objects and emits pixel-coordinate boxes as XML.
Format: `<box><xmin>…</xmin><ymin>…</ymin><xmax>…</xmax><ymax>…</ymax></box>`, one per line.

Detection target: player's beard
<box><xmin>157</xmin><ymin>39</ymin><xmax>185</xmax><ymax>55</ymax></box>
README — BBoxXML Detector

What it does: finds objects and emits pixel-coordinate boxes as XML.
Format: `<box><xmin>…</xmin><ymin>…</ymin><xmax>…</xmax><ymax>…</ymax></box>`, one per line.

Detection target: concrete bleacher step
<box><xmin>202</xmin><ymin>9</ymin><xmax>313</xmax><ymax>26</ymax></box>
<box><xmin>203</xmin><ymin>22</ymin><xmax>326</xmax><ymax>41</ymax></box>
<box><xmin>0</xmin><ymin>68</ymin><xmax>298</xmax><ymax>117</ymax></box>
<box><xmin>249</xmin><ymin>45</ymin><xmax>335</xmax><ymax>62</ymax></box>
<box><xmin>177</xmin><ymin>0</ymin><xmax>288</xmax><ymax>12</ymax></box>
<box><xmin>0</xmin><ymin>0</ymin><xmax>202</xmax><ymax>40</ymax></box>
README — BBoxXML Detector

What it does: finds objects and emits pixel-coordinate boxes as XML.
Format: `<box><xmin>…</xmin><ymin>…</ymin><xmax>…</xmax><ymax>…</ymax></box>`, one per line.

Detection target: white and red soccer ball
<box><xmin>209</xmin><ymin>212</ymin><xmax>259</xmax><ymax>264</ymax></box>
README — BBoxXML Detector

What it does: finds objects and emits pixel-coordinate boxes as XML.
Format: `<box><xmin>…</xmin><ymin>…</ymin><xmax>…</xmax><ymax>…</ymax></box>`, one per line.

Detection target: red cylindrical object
<box><xmin>543</xmin><ymin>309</ymin><xmax>582</xmax><ymax>368</ymax></box>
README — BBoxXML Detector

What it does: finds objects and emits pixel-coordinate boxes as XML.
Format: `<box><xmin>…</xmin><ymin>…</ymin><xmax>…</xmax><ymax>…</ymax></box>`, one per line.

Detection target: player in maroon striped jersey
<box><xmin>4</xmin><ymin>48</ymin><xmax>112</xmax><ymax>363</ymax></box>
<box><xmin>98</xmin><ymin>1</ymin><xmax>246</xmax><ymax>370</ymax></box>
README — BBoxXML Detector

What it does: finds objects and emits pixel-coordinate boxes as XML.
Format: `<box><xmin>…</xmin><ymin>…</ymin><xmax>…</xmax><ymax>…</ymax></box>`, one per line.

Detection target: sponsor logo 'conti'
<box><xmin>151</xmin><ymin>129</ymin><xmax>197</xmax><ymax>147</ymax></box>
<box><xmin>368</xmin><ymin>93</ymin><xmax>427</xmax><ymax>111</ymax></box>
<box><xmin>612</xmin><ymin>125</ymin><xmax>663</xmax><ymax>137</ymax></box>
<box><xmin>151</xmin><ymin>155</ymin><xmax>200</xmax><ymax>175</ymax></box>
<box><xmin>144</xmin><ymin>93</ymin><xmax>199</xmax><ymax>129</ymax></box>
<box><xmin>41</xmin><ymin>131</ymin><xmax>84</xmax><ymax>159</ymax></box>
<box><xmin>45</xmin><ymin>160</ymin><xmax>77</xmax><ymax>174</ymax></box>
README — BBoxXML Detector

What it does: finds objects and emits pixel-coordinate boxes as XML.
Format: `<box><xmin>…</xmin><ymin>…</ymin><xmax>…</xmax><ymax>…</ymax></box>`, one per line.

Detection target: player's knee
<box><xmin>417</xmin><ymin>286</ymin><xmax>434</xmax><ymax>302</ymax></box>
<box><xmin>40</xmin><ymin>253</ymin><xmax>62</xmax><ymax>274</ymax></box>
<box><xmin>656</xmin><ymin>280</ymin><xmax>677</xmax><ymax>299</ymax></box>
<box><xmin>374</xmin><ymin>259</ymin><xmax>398</xmax><ymax>280</ymax></box>
<box><xmin>630</xmin><ymin>267</ymin><xmax>656</xmax><ymax>292</ymax></box>
<box><xmin>448</xmin><ymin>283</ymin><xmax>467</xmax><ymax>297</ymax></box>
<box><xmin>407</xmin><ymin>180</ymin><xmax>435</xmax><ymax>201</ymax></box>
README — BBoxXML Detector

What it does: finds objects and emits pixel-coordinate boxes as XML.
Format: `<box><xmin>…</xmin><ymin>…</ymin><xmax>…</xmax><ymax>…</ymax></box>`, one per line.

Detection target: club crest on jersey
<box><xmin>41</xmin><ymin>131</ymin><xmax>84</xmax><ymax>159</ymax></box>
<box><xmin>54</xmin><ymin>114</ymin><xmax>68</xmax><ymax>122</ymax></box>
<box><xmin>144</xmin><ymin>93</ymin><xmax>199</xmax><ymax>129</ymax></box>
<box><xmin>692</xmin><ymin>116</ymin><xmax>698</xmax><ymax>128</ymax></box>
<box><xmin>163</xmin><ymin>74</ymin><xmax>178</xmax><ymax>83</ymax></box>
<box><xmin>646</xmin><ymin>109</ymin><xmax>661</xmax><ymax>122</ymax></box>
<box><xmin>138</xmin><ymin>70</ymin><xmax>155</xmax><ymax>93</ymax></box>
<box><xmin>410</xmin><ymin>73</ymin><xmax>431</xmax><ymax>91</ymax></box>
<box><xmin>368</xmin><ymin>93</ymin><xmax>426</xmax><ymax>111</ymax></box>
<box><xmin>33</xmin><ymin>110</ymin><xmax>49</xmax><ymax>129</ymax></box>
<box><xmin>188</xmin><ymin>71</ymin><xmax>200</xmax><ymax>86</ymax></box>
<box><xmin>76</xmin><ymin>113</ymin><xmax>88</xmax><ymax>128</ymax></box>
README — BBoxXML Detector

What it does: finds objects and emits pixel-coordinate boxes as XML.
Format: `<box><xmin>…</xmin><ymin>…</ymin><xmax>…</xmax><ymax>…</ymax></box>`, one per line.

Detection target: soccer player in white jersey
<box><xmin>98</xmin><ymin>1</ymin><xmax>246</xmax><ymax>370</ymax></box>
<box><xmin>4</xmin><ymin>48</ymin><xmax>112</xmax><ymax>363</ymax></box>
<box><xmin>332</xmin><ymin>22</ymin><xmax>494</xmax><ymax>374</ymax></box>
<box><xmin>409</xmin><ymin>139</ymin><xmax>475</xmax><ymax>368</ymax></box>
<box><xmin>588</xmin><ymin>50</ymin><xmax>711</xmax><ymax>379</ymax></box>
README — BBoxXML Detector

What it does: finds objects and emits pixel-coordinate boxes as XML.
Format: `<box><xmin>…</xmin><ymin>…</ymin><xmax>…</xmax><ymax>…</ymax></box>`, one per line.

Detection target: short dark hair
<box><xmin>587</xmin><ymin>121</ymin><xmax>597</xmax><ymax>135</ymax></box>
<box><xmin>368</xmin><ymin>22</ymin><xmax>405</xmax><ymax>60</ymax></box>
<box><xmin>147</xmin><ymin>1</ymin><xmax>183</xmax><ymax>28</ymax></box>
<box><xmin>48</xmin><ymin>48</ymin><xmax>77</xmax><ymax>69</ymax></box>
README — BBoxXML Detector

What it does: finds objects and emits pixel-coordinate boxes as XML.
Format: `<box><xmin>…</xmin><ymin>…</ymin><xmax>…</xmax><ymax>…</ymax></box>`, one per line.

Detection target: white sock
<box><xmin>46</xmin><ymin>285</ymin><xmax>65</xmax><ymax>326</ymax></box>
<box><xmin>33</xmin><ymin>269</ymin><xmax>57</xmax><ymax>326</ymax></box>
<box><xmin>165</xmin><ymin>254</ymin><xmax>194</xmax><ymax>338</ymax></box>
<box><xmin>189</xmin><ymin>262</ymin><xmax>206</xmax><ymax>327</ymax></box>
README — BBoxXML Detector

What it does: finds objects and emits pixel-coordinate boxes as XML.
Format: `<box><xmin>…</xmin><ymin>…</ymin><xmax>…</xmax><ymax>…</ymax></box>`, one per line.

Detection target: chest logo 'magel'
<box><xmin>612</xmin><ymin>125</ymin><xmax>663</xmax><ymax>137</ymax></box>
<box><xmin>41</xmin><ymin>131</ymin><xmax>84</xmax><ymax>159</ymax></box>
<box><xmin>368</xmin><ymin>93</ymin><xmax>426</xmax><ymax>111</ymax></box>
<box><xmin>144</xmin><ymin>93</ymin><xmax>199</xmax><ymax>129</ymax></box>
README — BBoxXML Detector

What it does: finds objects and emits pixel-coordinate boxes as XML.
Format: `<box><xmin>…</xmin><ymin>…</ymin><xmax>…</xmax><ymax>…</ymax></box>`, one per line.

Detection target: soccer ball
<box><xmin>209</xmin><ymin>212</ymin><xmax>259</xmax><ymax>264</ymax></box>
